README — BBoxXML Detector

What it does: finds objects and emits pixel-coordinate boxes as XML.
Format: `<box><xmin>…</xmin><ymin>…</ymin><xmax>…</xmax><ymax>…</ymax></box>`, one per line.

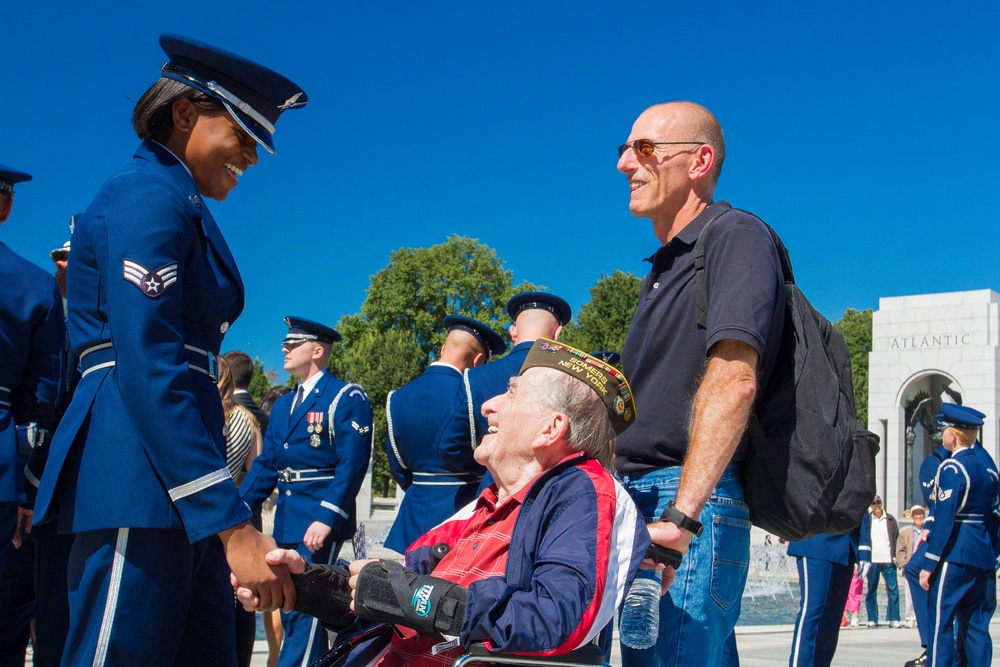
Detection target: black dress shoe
<box><xmin>904</xmin><ymin>649</ymin><xmax>927</xmax><ymax>666</ymax></box>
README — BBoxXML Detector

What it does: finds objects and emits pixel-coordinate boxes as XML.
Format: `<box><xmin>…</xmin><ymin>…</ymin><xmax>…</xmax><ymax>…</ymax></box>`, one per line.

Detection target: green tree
<box><xmin>833</xmin><ymin>308</ymin><xmax>873</xmax><ymax>424</ymax></box>
<box><xmin>248</xmin><ymin>357</ymin><xmax>278</xmax><ymax>402</ymax></box>
<box><xmin>330</xmin><ymin>236</ymin><xmax>537</xmax><ymax>496</ymax></box>
<box><xmin>560</xmin><ymin>270</ymin><xmax>642</xmax><ymax>357</ymax></box>
<box><xmin>360</xmin><ymin>235</ymin><xmax>537</xmax><ymax>359</ymax></box>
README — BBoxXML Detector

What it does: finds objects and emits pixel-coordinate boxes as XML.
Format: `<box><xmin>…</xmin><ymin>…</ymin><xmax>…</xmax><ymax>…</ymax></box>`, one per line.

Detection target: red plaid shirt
<box><xmin>378</xmin><ymin>480</ymin><xmax>533</xmax><ymax>666</ymax></box>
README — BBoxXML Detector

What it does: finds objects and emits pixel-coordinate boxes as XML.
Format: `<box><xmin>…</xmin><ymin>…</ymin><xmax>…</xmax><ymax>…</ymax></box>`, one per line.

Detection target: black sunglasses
<box><xmin>618</xmin><ymin>139</ymin><xmax>705</xmax><ymax>159</ymax></box>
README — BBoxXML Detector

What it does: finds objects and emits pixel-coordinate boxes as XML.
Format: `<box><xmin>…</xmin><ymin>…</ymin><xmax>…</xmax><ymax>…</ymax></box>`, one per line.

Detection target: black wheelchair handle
<box><xmin>644</xmin><ymin>543</ymin><xmax>683</xmax><ymax>569</ymax></box>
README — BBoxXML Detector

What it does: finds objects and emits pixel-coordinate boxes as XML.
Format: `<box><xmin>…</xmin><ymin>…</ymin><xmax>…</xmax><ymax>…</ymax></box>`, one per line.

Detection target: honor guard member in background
<box><xmin>241</xmin><ymin>317</ymin><xmax>373</xmax><ymax>667</ymax></box>
<box><xmin>918</xmin><ymin>404</ymin><xmax>999</xmax><ymax>667</ymax></box>
<box><xmin>383</xmin><ymin>315</ymin><xmax>505</xmax><ymax>554</ymax></box>
<box><xmin>0</xmin><ymin>164</ymin><xmax>65</xmax><ymax>572</ymax></box>
<box><xmin>32</xmin><ymin>35</ymin><xmax>308</xmax><ymax>666</ymax></box>
<box><xmin>223</xmin><ymin>350</ymin><xmax>270</xmax><ymax>436</ymax></box>
<box><xmin>434</xmin><ymin>291</ymin><xmax>570</xmax><ymax>491</ymax></box>
<box><xmin>2</xmin><ymin>227</ymin><xmax>80</xmax><ymax>667</ymax></box>
<box><xmin>902</xmin><ymin>441</ymin><xmax>953</xmax><ymax>665</ymax></box>
<box><xmin>786</xmin><ymin>526</ymin><xmax>871</xmax><ymax>666</ymax></box>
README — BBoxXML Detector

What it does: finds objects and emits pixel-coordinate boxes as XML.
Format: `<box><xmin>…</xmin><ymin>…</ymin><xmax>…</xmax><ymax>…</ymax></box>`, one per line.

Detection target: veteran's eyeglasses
<box><xmin>617</xmin><ymin>139</ymin><xmax>705</xmax><ymax>159</ymax></box>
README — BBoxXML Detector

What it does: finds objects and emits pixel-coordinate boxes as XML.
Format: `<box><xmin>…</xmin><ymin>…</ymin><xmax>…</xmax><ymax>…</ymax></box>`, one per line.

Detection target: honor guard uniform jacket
<box><xmin>34</xmin><ymin>142</ymin><xmax>251</xmax><ymax>542</ymax></box>
<box><xmin>385</xmin><ymin>363</ymin><xmax>475</xmax><ymax>553</ymax></box>
<box><xmin>241</xmin><ymin>369</ymin><xmax>373</xmax><ymax>544</ymax></box>
<box><xmin>920</xmin><ymin>444</ymin><xmax>1000</xmax><ymax>573</ymax></box>
<box><xmin>433</xmin><ymin>292</ymin><xmax>571</xmax><ymax>468</ymax></box>
<box><xmin>0</xmin><ymin>244</ymin><xmax>65</xmax><ymax>505</ymax></box>
<box><xmin>384</xmin><ymin>315</ymin><xmax>505</xmax><ymax>553</ymax></box>
<box><xmin>0</xmin><ymin>164</ymin><xmax>66</xmax><ymax>506</ymax></box>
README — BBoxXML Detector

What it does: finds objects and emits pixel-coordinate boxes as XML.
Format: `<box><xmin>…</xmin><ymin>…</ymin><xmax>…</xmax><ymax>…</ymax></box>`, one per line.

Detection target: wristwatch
<box><xmin>659</xmin><ymin>502</ymin><xmax>704</xmax><ymax>537</ymax></box>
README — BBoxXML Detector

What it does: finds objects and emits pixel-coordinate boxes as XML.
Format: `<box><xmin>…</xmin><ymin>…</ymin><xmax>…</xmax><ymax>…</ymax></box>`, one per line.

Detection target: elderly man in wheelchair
<box><xmin>238</xmin><ymin>340</ymin><xmax>676</xmax><ymax>666</ymax></box>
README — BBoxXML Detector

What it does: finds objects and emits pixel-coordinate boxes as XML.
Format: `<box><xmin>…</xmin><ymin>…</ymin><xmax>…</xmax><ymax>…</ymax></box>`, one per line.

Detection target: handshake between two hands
<box><xmin>228</xmin><ymin>541</ymin><xmax>373</xmax><ymax>614</ymax></box>
<box><xmin>223</xmin><ymin>520</ymin><xmax>349</xmax><ymax>613</ymax></box>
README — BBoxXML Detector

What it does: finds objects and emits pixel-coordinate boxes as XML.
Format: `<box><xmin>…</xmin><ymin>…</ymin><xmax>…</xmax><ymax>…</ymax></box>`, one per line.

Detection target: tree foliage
<box><xmin>248</xmin><ymin>357</ymin><xmax>278</xmax><ymax>403</ymax></box>
<box><xmin>360</xmin><ymin>235</ymin><xmax>537</xmax><ymax>359</ymax></box>
<box><xmin>560</xmin><ymin>270</ymin><xmax>641</xmax><ymax>358</ymax></box>
<box><xmin>329</xmin><ymin>236</ymin><xmax>537</xmax><ymax>496</ymax></box>
<box><xmin>833</xmin><ymin>308</ymin><xmax>873</xmax><ymax>424</ymax></box>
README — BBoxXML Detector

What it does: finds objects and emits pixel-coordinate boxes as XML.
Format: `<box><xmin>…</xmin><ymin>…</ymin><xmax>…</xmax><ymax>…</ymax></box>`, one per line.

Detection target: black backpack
<box><xmin>695</xmin><ymin>212</ymin><xmax>880</xmax><ymax>540</ymax></box>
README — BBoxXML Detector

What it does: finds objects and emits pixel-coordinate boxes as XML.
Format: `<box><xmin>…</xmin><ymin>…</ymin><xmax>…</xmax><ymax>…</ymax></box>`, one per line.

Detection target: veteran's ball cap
<box><xmin>282</xmin><ymin>316</ymin><xmax>341</xmax><ymax>345</ymax></box>
<box><xmin>443</xmin><ymin>315</ymin><xmax>506</xmax><ymax>361</ymax></box>
<box><xmin>936</xmin><ymin>403</ymin><xmax>986</xmax><ymax>429</ymax></box>
<box><xmin>159</xmin><ymin>34</ymin><xmax>308</xmax><ymax>156</ymax></box>
<box><xmin>506</xmin><ymin>291</ymin><xmax>572</xmax><ymax>326</ymax></box>
<box><xmin>520</xmin><ymin>338</ymin><xmax>635</xmax><ymax>435</ymax></box>
<box><xmin>590</xmin><ymin>350</ymin><xmax>622</xmax><ymax>366</ymax></box>
<box><xmin>0</xmin><ymin>162</ymin><xmax>32</xmax><ymax>198</ymax></box>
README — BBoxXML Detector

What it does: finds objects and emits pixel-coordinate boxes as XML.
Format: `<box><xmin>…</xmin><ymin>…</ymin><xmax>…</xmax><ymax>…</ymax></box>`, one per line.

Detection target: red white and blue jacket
<box><xmin>406</xmin><ymin>453</ymin><xmax>650</xmax><ymax>656</ymax></box>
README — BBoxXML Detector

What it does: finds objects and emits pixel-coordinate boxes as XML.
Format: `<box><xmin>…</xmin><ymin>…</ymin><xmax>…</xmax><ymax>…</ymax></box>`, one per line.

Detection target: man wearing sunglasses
<box><xmin>614</xmin><ymin>102</ymin><xmax>785</xmax><ymax>667</ymax></box>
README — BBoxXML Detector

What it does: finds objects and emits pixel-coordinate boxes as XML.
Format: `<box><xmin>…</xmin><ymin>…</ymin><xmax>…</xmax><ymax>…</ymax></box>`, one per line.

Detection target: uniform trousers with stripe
<box><xmin>276</xmin><ymin>539</ymin><xmax>343</xmax><ymax>667</ymax></box>
<box><xmin>63</xmin><ymin>527</ymin><xmax>235</xmax><ymax>667</ymax></box>
<box><xmin>926</xmin><ymin>562</ymin><xmax>995</xmax><ymax>667</ymax></box>
<box><xmin>903</xmin><ymin>553</ymin><xmax>932</xmax><ymax>647</ymax></box>
<box><xmin>788</xmin><ymin>557</ymin><xmax>853</xmax><ymax>667</ymax></box>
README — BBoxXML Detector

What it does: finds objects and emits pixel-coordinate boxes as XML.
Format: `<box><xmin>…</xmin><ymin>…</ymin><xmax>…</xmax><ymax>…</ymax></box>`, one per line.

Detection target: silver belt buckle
<box><xmin>279</xmin><ymin>468</ymin><xmax>292</xmax><ymax>483</ymax></box>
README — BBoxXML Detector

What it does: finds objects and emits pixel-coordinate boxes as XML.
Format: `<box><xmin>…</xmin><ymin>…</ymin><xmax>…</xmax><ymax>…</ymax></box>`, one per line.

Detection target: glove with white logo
<box><xmin>354</xmin><ymin>560</ymin><xmax>467</xmax><ymax>638</ymax></box>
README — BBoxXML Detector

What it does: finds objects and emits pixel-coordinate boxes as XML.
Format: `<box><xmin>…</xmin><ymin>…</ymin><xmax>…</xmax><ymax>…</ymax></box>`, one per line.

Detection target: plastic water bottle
<box><xmin>619</xmin><ymin>567</ymin><xmax>662</xmax><ymax>650</ymax></box>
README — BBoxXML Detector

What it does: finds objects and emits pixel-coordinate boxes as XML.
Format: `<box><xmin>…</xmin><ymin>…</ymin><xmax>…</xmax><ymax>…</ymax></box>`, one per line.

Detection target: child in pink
<box><xmin>843</xmin><ymin>568</ymin><xmax>863</xmax><ymax>626</ymax></box>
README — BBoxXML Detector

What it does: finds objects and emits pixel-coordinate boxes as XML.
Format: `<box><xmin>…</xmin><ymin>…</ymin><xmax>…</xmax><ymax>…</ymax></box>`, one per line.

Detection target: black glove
<box><xmin>291</xmin><ymin>562</ymin><xmax>357</xmax><ymax>630</ymax></box>
<box><xmin>354</xmin><ymin>560</ymin><xmax>467</xmax><ymax>638</ymax></box>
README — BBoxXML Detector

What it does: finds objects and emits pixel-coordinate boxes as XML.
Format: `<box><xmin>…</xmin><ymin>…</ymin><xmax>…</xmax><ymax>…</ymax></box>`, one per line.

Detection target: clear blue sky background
<box><xmin>4</xmin><ymin>2</ymin><xmax>998</xmax><ymax>375</ymax></box>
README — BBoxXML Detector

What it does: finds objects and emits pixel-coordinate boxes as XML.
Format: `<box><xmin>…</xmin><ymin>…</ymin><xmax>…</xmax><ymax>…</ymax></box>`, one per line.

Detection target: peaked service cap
<box><xmin>0</xmin><ymin>162</ymin><xmax>32</xmax><ymax>197</ymax></box>
<box><xmin>158</xmin><ymin>34</ymin><xmax>308</xmax><ymax>156</ymax></box>
<box><xmin>506</xmin><ymin>291</ymin><xmax>572</xmax><ymax>326</ymax></box>
<box><xmin>282</xmin><ymin>316</ymin><xmax>341</xmax><ymax>345</ymax></box>
<box><xmin>443</xmin><ymin>315</ymin><xmax>506</xmax><ymax>361</ymax></box>
<box><xmin>936</xmin><ymin>403</ymin><xmax>986</xmax><ymax>429</ymax></box>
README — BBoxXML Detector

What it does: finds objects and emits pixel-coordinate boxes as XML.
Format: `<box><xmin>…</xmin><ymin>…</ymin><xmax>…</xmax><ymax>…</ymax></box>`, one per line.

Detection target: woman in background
<box><xmin>218</xmin><ymin>359</ymin><xmax>262</xmax><ymax>487</ymax></box>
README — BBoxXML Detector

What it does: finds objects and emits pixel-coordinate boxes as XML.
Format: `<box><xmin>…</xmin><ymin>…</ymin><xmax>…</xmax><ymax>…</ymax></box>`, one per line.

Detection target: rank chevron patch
<box><xmin>123</xmin><ymin>259</ymin><xmax>178</xmax><ymax>298</ymax></box>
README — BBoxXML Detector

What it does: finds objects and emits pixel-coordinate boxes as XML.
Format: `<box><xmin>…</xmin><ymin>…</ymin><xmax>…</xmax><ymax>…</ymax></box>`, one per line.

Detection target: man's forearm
<box><xmin>673</xmin><ymin>340</ymin><xmax>758</xmax><ymax>520</ymax></box>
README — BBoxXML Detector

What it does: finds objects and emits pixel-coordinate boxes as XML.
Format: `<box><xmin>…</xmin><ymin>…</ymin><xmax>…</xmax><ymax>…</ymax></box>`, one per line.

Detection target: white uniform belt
<box><xmin>0</xmin><ymin>385</ymin><xmax>10</xmax><ymax>408</ymax></box>
<box><xmin>278</xmin><ymin>467</ymin><xmax>336</xmax><ymax>483</ymax></box>
<box><xmin>78</xmin><ymin>342</ymin><xmax>219</xmax><ymax>381</ymax></box>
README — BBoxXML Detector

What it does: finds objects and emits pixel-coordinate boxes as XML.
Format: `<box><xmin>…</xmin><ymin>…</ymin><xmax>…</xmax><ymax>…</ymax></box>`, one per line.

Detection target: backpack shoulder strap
<box><xmin>694</xmin><ymin>209</ymin><xmax>729</xmax><ymax>329</ymax></box>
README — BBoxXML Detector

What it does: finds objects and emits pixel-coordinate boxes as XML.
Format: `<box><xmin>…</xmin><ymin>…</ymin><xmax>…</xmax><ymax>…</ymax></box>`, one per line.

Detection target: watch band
<box><xmin>659</xmin><ymin>502</ymin><xmax>704</xmax><ymax>537</ymax></box>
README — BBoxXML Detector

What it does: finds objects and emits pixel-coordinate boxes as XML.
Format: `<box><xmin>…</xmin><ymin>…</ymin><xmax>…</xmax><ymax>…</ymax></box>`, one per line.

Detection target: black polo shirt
<box><xmin>616</xmin><ymin>201</ymin><xmax>785</xmax><ymax>473</ymax></box>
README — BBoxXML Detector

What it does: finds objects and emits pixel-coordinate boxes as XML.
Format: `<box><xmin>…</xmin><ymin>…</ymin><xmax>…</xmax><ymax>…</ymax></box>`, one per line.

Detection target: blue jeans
<box><xmin>619</xmin><ymin>465</ymin><xmax>750</xmax><ymax>667</ymax></box>
<box><xmin>864</xmin><ymin>562</ymin><xmax>900</xmax><ymax>624</ymax></box>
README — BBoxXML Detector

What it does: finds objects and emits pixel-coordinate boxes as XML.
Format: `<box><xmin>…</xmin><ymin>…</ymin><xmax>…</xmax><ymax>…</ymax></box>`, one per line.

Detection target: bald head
<box><xmin>509</xmin><ymin>309</ymin><xmax>562</xmax><ymax>345</ymax></box>
<box><xmin>641</xmin><ymin>102</ymin><xmax>725</xmax><ymax>184</ymax></box>
<box><xmin>439</xmin><ymin>329</ymin><xmax>486</xmax><ymax>371</ymax></box>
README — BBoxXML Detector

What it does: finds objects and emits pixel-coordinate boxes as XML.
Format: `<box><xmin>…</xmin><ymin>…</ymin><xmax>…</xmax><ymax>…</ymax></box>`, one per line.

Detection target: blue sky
<box><xmin>4</xmin><ymin>2</ymin><xmax>998</xmax><ymax>375</ymax></box>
